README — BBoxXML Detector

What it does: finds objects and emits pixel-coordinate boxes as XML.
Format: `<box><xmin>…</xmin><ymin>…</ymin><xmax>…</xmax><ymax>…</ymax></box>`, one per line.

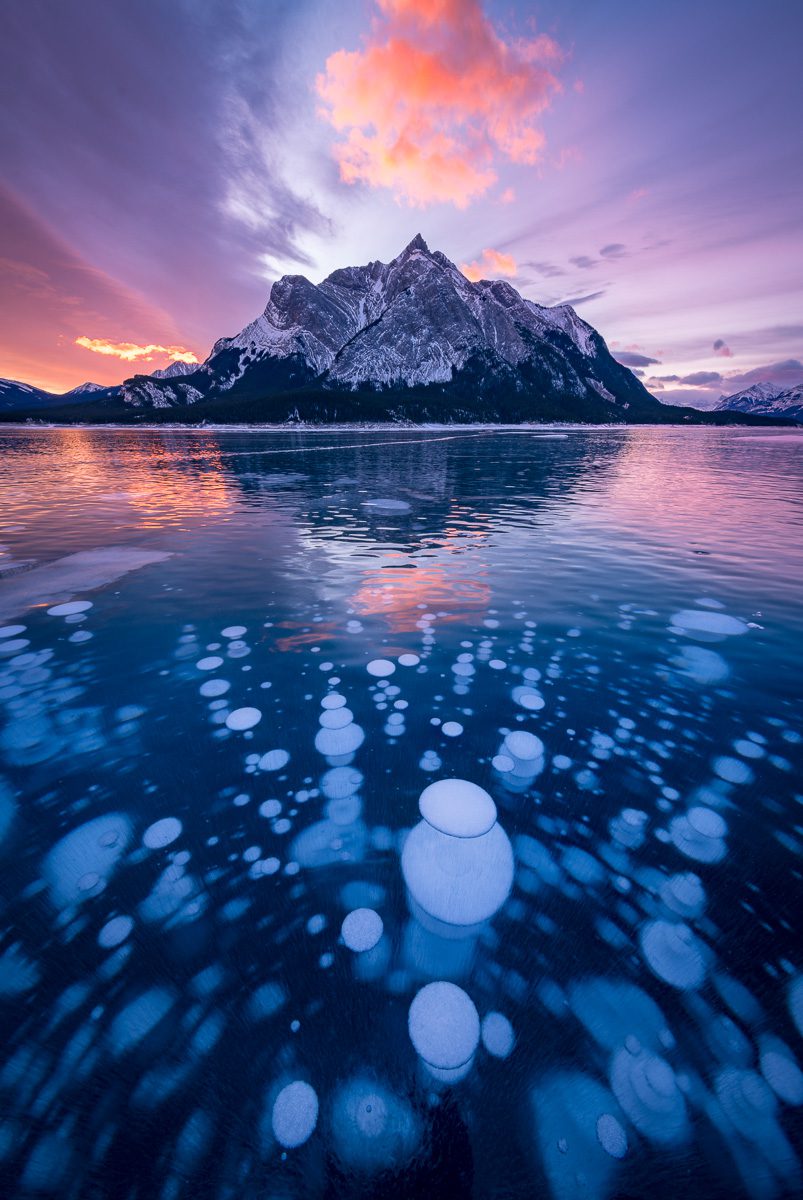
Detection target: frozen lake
<box><xmin>1</xmin><ymin>424</ymin><xmax>802</xmax><ymax>1198</ymax></box>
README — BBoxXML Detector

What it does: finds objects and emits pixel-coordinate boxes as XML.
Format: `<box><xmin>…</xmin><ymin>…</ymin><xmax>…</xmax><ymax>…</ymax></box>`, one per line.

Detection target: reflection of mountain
<box><xmin>224</xmin><ymin>429</ymin><xmax>626</xmax><ymax>556</ymax></box>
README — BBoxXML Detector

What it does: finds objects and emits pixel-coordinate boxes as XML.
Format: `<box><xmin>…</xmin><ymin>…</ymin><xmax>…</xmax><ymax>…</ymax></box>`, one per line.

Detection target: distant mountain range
<box><xmin>715</xmin><ymin>381</ymin><xmax>803</xmax><ymax>422</ymax></box>
<box><xmin>1</xmin><ymin>236</ymin><xmax>799</xmax><ymax>426</ymax></box>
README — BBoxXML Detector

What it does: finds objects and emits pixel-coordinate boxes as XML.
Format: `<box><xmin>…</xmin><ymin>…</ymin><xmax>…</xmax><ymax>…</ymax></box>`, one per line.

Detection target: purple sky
<box><xmin>1</xmin><ymin>0</ymin><xmax>801</xmax><ymax>404</ymax></box>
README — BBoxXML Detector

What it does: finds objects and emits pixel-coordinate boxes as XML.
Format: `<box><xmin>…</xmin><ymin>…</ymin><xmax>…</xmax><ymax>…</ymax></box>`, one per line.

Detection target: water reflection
<box><xmin>0</xmin><ymin>426</ymin><xmax>802</xmax><ymax>1199</ymax></box>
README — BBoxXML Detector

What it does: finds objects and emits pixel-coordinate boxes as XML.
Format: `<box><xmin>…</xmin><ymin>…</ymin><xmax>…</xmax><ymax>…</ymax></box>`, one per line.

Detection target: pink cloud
<box><xmin>316</xmin><ymin>0</ymin><xmax>564</xmax><ymax>207</ymax></box>
<box><xmin>713</xmin><ymin>338</ymin><xmax>733</xmax><ymax>358</ymax></box>
<box><xmin>460</xmin><ymin>247</ymin><xmax>517</xmax><ymax>281</ymax></box>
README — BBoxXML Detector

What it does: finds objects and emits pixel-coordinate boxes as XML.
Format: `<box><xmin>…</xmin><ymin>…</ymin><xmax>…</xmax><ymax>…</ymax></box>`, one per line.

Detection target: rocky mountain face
<box><xmin>715</xmin><ymin>381</ymin><xmax>803</xmax><ymax>421</ymax></box>
<box><xmin>117</xmin><ymin>235</ymin><xmax>661</xmax><ymax>422</ymax></box>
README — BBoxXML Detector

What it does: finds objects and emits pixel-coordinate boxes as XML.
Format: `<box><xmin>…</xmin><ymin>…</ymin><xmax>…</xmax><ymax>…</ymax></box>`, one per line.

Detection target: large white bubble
<box><xmin>272</xmin><ymin>1081</ymin><xmax>319</xmax><ymax>1148</ymax></box>
<box><xmin>43</xmin><ymin>813</ymin><xmax>132</xmax><ymax>909</ymax></box>
<box><xmin>408</xmin><ymin>981</ymin><xmax>480</xmax><ymax>1070</ymax></box>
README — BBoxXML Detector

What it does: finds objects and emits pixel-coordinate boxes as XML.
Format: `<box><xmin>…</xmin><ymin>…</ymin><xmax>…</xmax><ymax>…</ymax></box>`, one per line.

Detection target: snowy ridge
<box><xmin>716</xmin><ymin>381</ymin><xmax>803</xmax><ymax>420</ymax></box>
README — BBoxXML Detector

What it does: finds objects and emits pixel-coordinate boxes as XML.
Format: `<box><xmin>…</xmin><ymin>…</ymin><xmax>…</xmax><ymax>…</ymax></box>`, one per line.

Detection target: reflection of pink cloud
<box><xmin>75</xmin><ymin>337</ymin><xmax>198</xmax><ymax>364</ymax></box>
<box><xmin>461</xmin><ymin>247</ymin><xmax>517</xmax><ymax>281</ymax></box>
<box><xmin>316</xmin><ymin>0</ymin><xmax>563</xmax><ymax>207</ymax></box>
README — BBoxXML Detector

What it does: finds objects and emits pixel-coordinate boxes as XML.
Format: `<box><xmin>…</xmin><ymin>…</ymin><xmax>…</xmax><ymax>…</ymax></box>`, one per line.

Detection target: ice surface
<box><xmin>0</xmin><ymin>546</ymin><xmax>172</xmax><ymax>622</ymax></box>
<box><xmin>408</xmin><ymin>981</ymin><xmax>480</xmax><ymax>1069</ymax></box>
<box><xmin>418</xmin><ymin>779</ymin><xmax>497</xmax><ymax>838</ymax></box>
<box><xmin>271</xmin><ymin>1080</ymin><xmax>319</xmax><ymax>1148</ymax></box>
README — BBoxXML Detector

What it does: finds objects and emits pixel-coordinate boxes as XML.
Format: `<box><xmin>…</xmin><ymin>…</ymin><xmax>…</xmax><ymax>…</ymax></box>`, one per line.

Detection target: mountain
<box><xmin>0</xmin><ymin>378</ymin><xmax>54</xmax><ymax>411</ymax></box>
<box><xmin>116</xmin><ymin>234</ymin><xmax>662</xmax><ymax>422</ymax></box>
<box><xmin>715</xmin><ymin>381</ymin><xmax>803</xmax><ymax>421</ymax></box>
<box><xmin>151</xmin><ymin>361</ymin><xmax>198</xmax><ymax>380</ymax></box>
<box><xmin>62</xmin><ymin>381</ymin><xmax>105</xmax><ymax>397</ymax></box>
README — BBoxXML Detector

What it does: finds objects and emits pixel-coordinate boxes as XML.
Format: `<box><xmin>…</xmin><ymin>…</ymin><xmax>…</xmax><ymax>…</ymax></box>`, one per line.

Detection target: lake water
<box><xmin>0</xmin><ymin>425</ymin><xmax>802</xmax><ymax>1199</ymax></box>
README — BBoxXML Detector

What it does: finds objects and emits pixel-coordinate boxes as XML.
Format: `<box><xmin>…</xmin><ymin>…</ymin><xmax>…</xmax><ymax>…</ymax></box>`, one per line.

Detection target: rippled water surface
<box><xmin>1</xmin><ymin>425</ymin><xmax>802</xmax><ymax>1198</ymax></box>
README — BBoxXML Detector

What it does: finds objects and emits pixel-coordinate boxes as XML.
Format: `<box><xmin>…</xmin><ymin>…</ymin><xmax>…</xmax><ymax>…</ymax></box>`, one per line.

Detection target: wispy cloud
<box><xmin>599</xmin><ymin>243</ymin><xmax>626</xmax><ymax>259</ymax></box>
<box><xmin>560</xmin><ymin>290</ymin><xmax>606</xmax><ymax>307</ymax></box>
<box><xmin>569</xmin><ymin>255</ymin><xmax>596</xmax><ymax>270</ymax></box>
<box><xmin>316</xmin><ymin>0</ymin><xmax>564</xmax><ymax>207</ymax></box>
<box><xmin>615</xmin><ymin>351</ymin><xmax>661</xmax><ymax>367</ymax></box>
<box><xmin>75</xmin><ymin>337</ymin><xmax>198</xmax><ymax>364</ymax></box>
<box><xmin>461</xmin><ymin>247</ymin><xmax>517</xmax><ymax>281</ymax></box>
<box><xmin>712</xmin><ymin>338</ymin><xmax>733</xmax><ymax>358</ymax></box>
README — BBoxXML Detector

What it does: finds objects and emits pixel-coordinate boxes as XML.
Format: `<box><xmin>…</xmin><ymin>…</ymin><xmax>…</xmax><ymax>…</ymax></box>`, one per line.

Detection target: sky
<box><xmin>1</xmin><ymin>0</ymin><xmax>801</xmax><ymax>406</ymax></box>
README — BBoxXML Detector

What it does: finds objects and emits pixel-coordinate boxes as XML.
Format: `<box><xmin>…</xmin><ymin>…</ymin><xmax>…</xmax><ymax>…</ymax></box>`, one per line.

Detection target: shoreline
<box><xmin>1</xmin><ymin>420</ymin><xmax>800</xmax><ymax>434</ymax></box>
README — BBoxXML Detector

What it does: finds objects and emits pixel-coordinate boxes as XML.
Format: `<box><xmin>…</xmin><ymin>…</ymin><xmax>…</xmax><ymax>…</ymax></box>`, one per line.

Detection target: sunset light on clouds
<box><xmin>461</xmin><ymin>248</ymin><xmax>517</xmax><ymax>282</ymax></box>
<box><xmin>75</xmin><ymin>337</ymin><xmax>198</xmax><ymax>365</ymax></box>
<box><xmin>316</xmin><ymin>0</ymin><xmax>563</xmax><ymax>207</ymax></box>
<box><xmin>0</xmin><ymin>0</ymin><xmax>800</xmax><ymax>399</ymax></box>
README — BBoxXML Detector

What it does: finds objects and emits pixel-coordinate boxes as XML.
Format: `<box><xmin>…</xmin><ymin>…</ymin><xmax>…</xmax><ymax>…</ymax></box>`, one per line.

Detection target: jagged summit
<box><xmin>114</xmin><ymin>235</ymin><xmax>659</xmax><ymax>420</ymax></box>
<box><xmin>716</xmin><ymin>380</ymin><xmax>803</xmax><ymax>420</ymax></box>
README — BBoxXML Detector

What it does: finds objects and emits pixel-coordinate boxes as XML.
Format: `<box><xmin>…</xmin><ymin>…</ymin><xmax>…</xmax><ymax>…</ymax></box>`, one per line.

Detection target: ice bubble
<box><xmin>320</xmin><ymin>707</ymin><xmax>354</xmax><ymax>729</ymax></box>
<box><xmin>561</xmin><ymin>846</ymin><xmax>604</xmax><ymax>886</ymax></box>
<box><xmin>109</xmin><ymin>987</ymin><xmax>175</xmax><ymax>1056</ymax></box>
<box><xmin>569</xmin><ymin>979</ymin><xmax>668</xmax><ymax>1052</ymax></box>
<box><xmin>314</xmin><ymin>723</ymin><xmax>365</xmax><ymax>758</ymax></box>
<box><xmin>249</xmin><ymin>982</ymin><xmax>287</xmax><ymax>1022</ymax></box>
<box><xmin>596</xmin><ymin>1113</ymin><xmax>628</xmax><ymax>1159</ymax></box>
<box><xmin>43</xmin><ymin>813</ymin><xmax>132</xmax><ymax>909</ymax></box>
<box><xmin>669</xmin><ymin>809</ymin><xmax>727</xmax><ymax>863</ymax></box>
<box><xmin>759</xmin><ymin>1036</ymin><xmax>803</xmax><ymax>1105</ymax></box>
<box><xmin>402</xmin><ymin>819</ymin><xmax>514</xmax><ymax>928</ymax></box>
<box><xmin>441</xmin><ymin>721</ymin><xmax>463</xmax><ymax>737</ymax></box>
<box><xmin>672</xmin><ymin>645</ymin><xmax>730</xmax><ymax>685</ymax></box>
<box><xmin>398</xmin><ymin>653</ymin><xmax>420</xmax><ymax>667</ymax></box>
<box><xmin>143</xmin><ymin>817</ymin><xmax>182</xmax><ymax>850</ymax></box>
<box><xmin>221</xmin><ymin>625</ymin><xmax>246</xmax><ymax>638</ymax></box>
<box><xmin>408</xmin><ymin>981</ymin><xmax>480</xmax><ymax>1069</ymax></box>
<box><xmin>712</xmin><ymin>755</ymin><xmax>753</xmax><ymax>785</ymax></box>
<box><xmin>532</xmin><ymin>1072</ymin><xmax>624</xmax><ymax>1200</ymax></box>
<box><xmin>640</xmin><ymin>920</ymin><xmax>708</xmax><ymax>990</ymax></box>
<box><xmin>419</xmin><ymin>779</ymin><xmax>497</xmax><ymax>839</ymax></box>
<box><xmin>0</xmin><ymin>776</ymin><xmax>15</xmax><ymax>846</ymax></box>
<box><xmin>660</xmin><ymin>872</ymin><xmax>706</xmax><ymax>918</ymax></box>
<box><xmin>609</xmin><ymin>808</ymin><xmax>648</xmax><ymax>849</ymax></box>
<box><xmin>492</xmin><ymin>754</ymin><xmax>514</xmax><ymax>772</ymax></box>
<box><xmin>611</xmin><ymin>1046</ymin><xmax>688</xmax><ymax>1145</ymax></box>
<box><xmin>321</xmin><ymin>693</ymin><xmax>347</xmax><ymax>709</ymax></box>
<box><xmin>481</xmin><ymin>1011</ymin><xmax>515</xmax><ymax>1059</ymax></box>
<box><xmin>196</xmin><ymin>656</ymin><xmax>223</xmax><ymax>671</ymax></box>
<box><xmin>321</xmin><ymin>766</ymin><xmax>362</xmax><ymax>799</ymax></box>
<box><xmin>504</xmin><ymin>731</ymin><xmax>544</xmax><ymax>761</ymax></box>
<box><xmin>367</xmin><ymin>659</ymin><xmax>395</xmax><ymax>677</ymax></box>
<box><xmin>669</xmin><ymin>609</ymin><xmax>748</xmax><ymax>640</ymax></box>
<box><xmin>47</xmin><ymin>600</ymin><xmax>93</xmax><ymax>616</ymax></box>
<box><xmin>512</xmin><ymin>685</ymin><xmax>545</xmax><ymax>711</ymax></box>
<box><xmin>0</xmin><ymin>625</ymin><xmax>26</xmax><ymax>638</ymax></box>
<box><xmin>0</xmin><ymin>944</ymin><xmax>40</xmax><ymax>994</ymax></box>
<box><xmin>362</xmin><ymin>498</ymin><xmax>411</xmax><ymax>513</ymax></box>
<box><xmin>789</xmin><ymin>976</ymin><xmax>803</xmax><ymax>1038</ymax></box>
<box><xmin>330</xmin><ymin>1078</ymin><xmax>421</xmax><ymax>1173</ymax></box>
<box><xmin>258</xmin><ymin>749</ymin><xmax>289</xmax><ymax>771</ymax></box>
<box><xmin>98</xmin><ymin>915</ymin><xmax>134</xmax><ymax>948</ymax></box>
<box><xmin>271</xmin><ymin>1080</ymin><xmax>319</xmax><ymax>1148</ymax></box>
<box><xmin>200</xmin><ymin>679</ymin><xmax>230</xmax><ymax>698</ymax></box>
<box><xmin>715</xmin><ymin>1068</ymin><xmax>777</xmax><ymax>1138</ymax></box>
<box><xmin>226</xmin><ymin>707</ymin><xmax>261</xmax><ymax>731</ymax></box>
<box><xmin>342</xmin><ymin>908</ymin><xmax>383</xmax><ymax>952</ymax></box>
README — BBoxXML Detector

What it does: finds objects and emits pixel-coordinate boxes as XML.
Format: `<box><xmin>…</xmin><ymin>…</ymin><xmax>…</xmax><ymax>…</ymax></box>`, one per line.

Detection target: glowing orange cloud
<box><xmin>461</xmin><ymin>247</ymin><xmax>517</xmax><ymax>282</ymax></box>
<box><xmin>75</xmin><ymin>337</ymin><xmax>198</xmax><ymax>364</ymax></box>
<box><xmin>316</xmin><ymin>0</ymin><xmax>563</xmax><ymax>207</ymax></box>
